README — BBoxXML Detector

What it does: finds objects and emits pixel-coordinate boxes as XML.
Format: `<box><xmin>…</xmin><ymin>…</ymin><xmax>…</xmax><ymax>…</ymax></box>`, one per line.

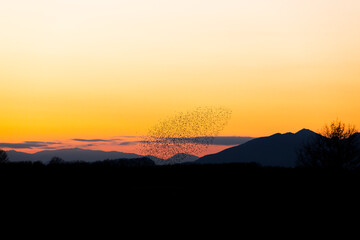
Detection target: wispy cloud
<box><xmin>119</xmin><ymin>137</ymin><xmax>254</xmax><ymax>146</ymax></box>
<box><xmin>0</xmin><ymin>141</ymin><xmax>59</xmax><ymax>149</ymax></box>
<box><xmin>118</xmin><ymin>141</ymin><xmax>136</xmax><ymax>146</ymax></box>
<box><xmin>72</xmin><ymin>138</ymin><xmax>121</xmax><ymax>142</ymax></box>
<box><xmin>211</xmin><ymin>137</ymin><xmax>254</xmax><ymax>146</ymax></box>
<box><xmin>0</xmin><ymin>136</ymin><xmax>253</xmax><ymax>152</ymax></box>
<box><xmin>118</xmin><ymin>141</ymin><xmax>147</xmax><ymax>146</ymax></box>
<box><xmin>40</xmin><ymin>146</ymin><xmax>60</xmax><ymax>150</ymax></box>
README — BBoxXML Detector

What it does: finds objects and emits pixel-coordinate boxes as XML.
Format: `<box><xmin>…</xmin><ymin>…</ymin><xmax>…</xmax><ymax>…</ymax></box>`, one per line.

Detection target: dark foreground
<box><xmin>1</xmin><ymin>161</ymin><xmax>360</xmax><ymax>205</ymax></box>
<box><xmin>1</xmin><ymin>161</ymin><xmax>358</xmax><ymax>235</ymax></box>
<box><xmin>2</xmin><ymin>161</ymin><xmax>360</xmax><ymax>232</ymax></box>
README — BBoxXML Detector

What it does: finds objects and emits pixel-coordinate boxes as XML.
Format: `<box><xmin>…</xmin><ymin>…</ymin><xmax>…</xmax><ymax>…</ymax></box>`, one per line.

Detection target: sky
<box><xmin>1</xmin><ymin>0</ymin><xmax>360</xmax><ymax>154</ymax></box>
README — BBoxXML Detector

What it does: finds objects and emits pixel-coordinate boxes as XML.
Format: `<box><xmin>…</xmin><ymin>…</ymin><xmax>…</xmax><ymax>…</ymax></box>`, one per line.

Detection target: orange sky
<box><xmin>1</xmin><ymin>0</ymin><xmax>360</xmax><ymax>151</ymax></box>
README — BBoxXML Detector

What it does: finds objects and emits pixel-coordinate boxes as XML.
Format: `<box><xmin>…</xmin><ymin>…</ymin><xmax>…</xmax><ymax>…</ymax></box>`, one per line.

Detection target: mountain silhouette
<box><xmin>6</xmin><ymin>148</ymin><xmax>199</xmax><ymax>165</ymax></box>
<box><xmin>167</xmin><ymin>153</ymin><xmax>199</xmax><ymax>164</ymax></box>
<box><xmin>6</xmin><ymin>148</ymin><xmax>142</xmax><ymax>163</ymax></box>
<box><xmin>5</xmin><ymin>150</ymin><xmax>32</xmax><ymax>162</ymax></box>
<box><xmin>194</xmin><ymin>129</ymin><xmax>318</xmax><ymax>167</ymax></box>
<box><xmin>6</xmin><ymin>129</ymin><xmax>318</xmax><ymax>166</ymax></box>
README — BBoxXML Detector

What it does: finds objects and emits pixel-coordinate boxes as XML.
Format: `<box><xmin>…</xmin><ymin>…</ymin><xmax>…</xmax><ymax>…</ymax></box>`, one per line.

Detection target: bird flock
<box><xmin>140</xmin><ymin>106</ymin><xmax>232</xmax><ymax>163</ymax></box>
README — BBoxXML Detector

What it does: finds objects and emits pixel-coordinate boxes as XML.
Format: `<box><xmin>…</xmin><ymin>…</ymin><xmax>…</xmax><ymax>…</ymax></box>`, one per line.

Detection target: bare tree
<box><xmin>297</xmin><ymin>120</ymin><xmax>360</xmax><ymax>169</ymax></box>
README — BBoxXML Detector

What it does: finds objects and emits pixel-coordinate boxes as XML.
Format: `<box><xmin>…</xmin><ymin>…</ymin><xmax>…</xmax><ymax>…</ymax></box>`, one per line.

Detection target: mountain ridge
<box><xmin>6</xmin><ymin>148</ymin><xmax>200</xmax><ymax>165</ymax></box>
<box><xmin>5</xmin><ymin>129</ymin><xmax>321</xmax><ymax>166</ymax></box>
<box><xmin>193</xmin><ymin>129</ymin><xmax>319</xmax><ymax>167</ymax></box>
<box><xmin>6</xmin><ymin>148</ymin><xmax>142</xmax><ymax>163</ymax></box>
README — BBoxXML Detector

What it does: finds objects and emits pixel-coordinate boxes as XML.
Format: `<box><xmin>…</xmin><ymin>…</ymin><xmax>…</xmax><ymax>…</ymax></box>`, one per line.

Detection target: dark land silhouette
<box><xmin>1</xmin><ymin>122</ymin><xmax>360</xmax><ymax>211</ymax></box>
<box><xmin>1</xmin><ymin>155</ymin><xmax>360</xmax><ymax>202</ymax></box>
<box><xmin>6</xmin><ymin>148</ymin><xmax>143</xmax><ymax>163</ymax></box>
<box><xmin>194</xmin><ymin>129</ymin><xmax>318</xmax><ymax>167</ymax></box>
<box><xmin>1</xmin><ymin>153</ymin><xmax>360</xmax><ymax>226</ymax></box>
<box><xmin>297</xmin><ymin>121</ymin><xmax>360</xmax><ymax>169</ymax></box>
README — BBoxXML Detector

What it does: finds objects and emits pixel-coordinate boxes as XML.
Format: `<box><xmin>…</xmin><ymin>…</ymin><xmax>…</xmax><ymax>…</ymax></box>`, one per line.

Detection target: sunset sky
<box><xmin>1</xmin><ymin>0</ymin><xmax>360</xmax><ymax>154</ymax></box>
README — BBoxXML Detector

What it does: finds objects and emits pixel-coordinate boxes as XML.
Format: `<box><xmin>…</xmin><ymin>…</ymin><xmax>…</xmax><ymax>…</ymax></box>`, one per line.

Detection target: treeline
<box><xmin>1</xmin><ymin>157</ymin><xmax>360</xmax><ymax>211</ymax></box>
<box><xmin>1</xmin><ymin>158</ymin><xmax>360</xmax><ymax>188</ymax></box>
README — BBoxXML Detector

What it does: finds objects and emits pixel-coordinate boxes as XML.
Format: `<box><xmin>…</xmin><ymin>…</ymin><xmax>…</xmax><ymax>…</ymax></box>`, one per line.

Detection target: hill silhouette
<box><xmin>161</xmin><ymin>153</ymin><xmax>199</xmax><ymax>165</ymax></box>
<box><xmin>194</xmin><ymin>129</ymin><xmax>318</xmax><ymax>167</ymax></box>
<box><xmin>6</xmin><ymin>148</ymin><xmax>142</xmax><ymax>163</ymax></box>
<box><xmin>6</xmin><ymin>148</ymin><xmax>201</xmax><ymax>165</ymax></box>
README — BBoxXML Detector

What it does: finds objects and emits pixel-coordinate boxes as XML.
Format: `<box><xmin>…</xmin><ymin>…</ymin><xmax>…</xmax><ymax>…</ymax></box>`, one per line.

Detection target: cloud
<box><xmin>0</xmin><ymin>136</ymin><xmax>253</xmax><ymax>150</ymax></box>
<box><xmin>121</xmin><ymin>137</ymin><xmax>254</xmax><ymax>146</ymax></box>
<box><xmin>84</xmin><ymin>144</ymin><xmax>95</xmax><ymax>147</ymax></box>
<box><xmin>40</xmin><ymin>146</ymin><xmax>59</xmax><ymax>150</ymax></box>
<box><xmin>118</xmin><ymin>141</ymin><xmax>146</xmax><ymax>146</ymax></box>
<box><xmin>72</xmin><ymin>139</ymin><xmax>120</xmax><ymax>142</ymax></box>
<box><xmin>161</xmin><ymin>137</ymin><xmax>253</xmax><ymax>146</ymax></box>
<box><xmin>25</xmin><ymin>141</ymin><xmax>59</xmax><ymax>145</ymax></box>
<box><xmin>211</xmin><ymin>137</ymin><xmax>254</xmax><ymax>146</ymax></box>
<box><xmin>188</xmin><ymin>136</ymin><xmax>253</xmax><ymax>145</ymax></box>
<box><xmin>0</xmin><ymin>141</ymin><xmax>59</xmax><ymax>149</ymax></box>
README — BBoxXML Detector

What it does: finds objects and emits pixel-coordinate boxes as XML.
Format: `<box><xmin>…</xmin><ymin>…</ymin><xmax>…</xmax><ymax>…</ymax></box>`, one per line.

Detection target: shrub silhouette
<box><xmin>0</xmin><ymin>149</ymin><xmax>9</xmax><ymax>164</ymax></box>
<box><xmin>297</xmin><ymin>120</ymin><xmax>360</xmax><ymax>169</ymax></box>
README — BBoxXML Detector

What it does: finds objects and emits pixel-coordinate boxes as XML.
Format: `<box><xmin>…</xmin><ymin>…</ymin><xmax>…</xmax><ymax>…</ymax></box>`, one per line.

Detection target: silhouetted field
<box><xmin>1</xmin><ymin>160</ymin><xmax>360</xmax><ymax>207</ymax></box>
<box><xmin>1</xmin><ymin>160</ymin><xmax>357</xmax><ymax>231</ymax></box>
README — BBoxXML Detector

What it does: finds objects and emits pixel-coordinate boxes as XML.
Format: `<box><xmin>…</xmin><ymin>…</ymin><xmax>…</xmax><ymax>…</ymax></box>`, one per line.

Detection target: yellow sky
<box><xmin>1</xmin><ymin>0</ymin><xmax>360</xmax><ymax>142</ymax></box>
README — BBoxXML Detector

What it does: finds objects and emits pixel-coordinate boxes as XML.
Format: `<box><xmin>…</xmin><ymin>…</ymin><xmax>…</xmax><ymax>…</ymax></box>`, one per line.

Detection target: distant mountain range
<box><xmin>5</xmin><ymin>129</ymin><xmax>319</xmax><ymax>167</ymax></box>
<box><xmin>6</xmin><ymin>148</ymin><xmax>142</xmax><ymax>163</ymax></box>
<box><xmin>6</xmin><ymin>148</ymin><xmax>199</xmax><ymax>165</ymax></box>
<box><xmin>154</xmin><ymin>153</ymin><xmax>199</xmax><ymax>165</ymax></box>
<box><xmin>194</xmin><ymin>129</ymin><xmax>318</xmax><ymax>167</ymax></box>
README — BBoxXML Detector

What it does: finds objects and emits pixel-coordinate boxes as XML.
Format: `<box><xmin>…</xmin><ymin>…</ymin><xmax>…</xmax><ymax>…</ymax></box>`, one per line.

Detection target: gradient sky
<box><xmin>1</xmin><ymin>0</ymin><xmax>360</xmax><ymax>152</ymax></box>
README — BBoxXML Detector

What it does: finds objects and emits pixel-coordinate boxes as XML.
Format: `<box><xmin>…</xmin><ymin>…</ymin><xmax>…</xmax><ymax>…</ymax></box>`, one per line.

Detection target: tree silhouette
<box><xmin>49</xmin><ymin>156</ymin><xmax>65</xmax><ymax>165</ymax></box>
<box><xmin>0</xmin><ymin>149</ymin><xmax>9</xmax><ymax>164</ymax></box>
<box><xmin>297</xmin><ymin>120</ymin><xmax>360</xmax><ymax>169</ymax></box>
